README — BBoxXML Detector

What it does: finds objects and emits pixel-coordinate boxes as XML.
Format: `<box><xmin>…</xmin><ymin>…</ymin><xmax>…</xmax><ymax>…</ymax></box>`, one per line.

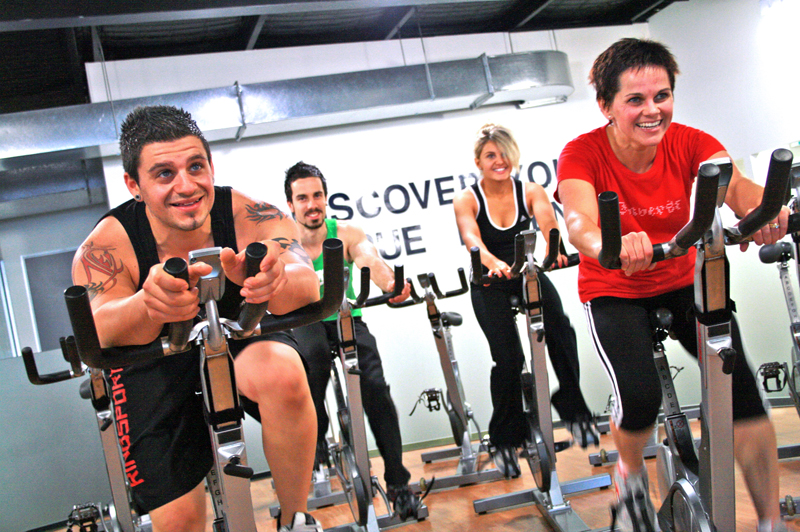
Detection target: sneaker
<box><xmin>566</xmin><ymin>414</ymin><xmax>600</xmax><ymax>449</ymax></box>
<box><xmin>611</xmin><ymin>463</ymin><xmax>659</xmax><ymax>532</ymax></box>
<box><xmin>277</xmin><ymin>512</ymin><xmax>323</xmax><ymax>532</ymax></box>
<box><xmin>492</xmin><ymin>444</ymin><xmax>521</xmax><ymax>478</ymax></box>
<box><xmin>387</xmin><ymin>484</ymin><xmax>420</xmax><ymax>521</ymax></box>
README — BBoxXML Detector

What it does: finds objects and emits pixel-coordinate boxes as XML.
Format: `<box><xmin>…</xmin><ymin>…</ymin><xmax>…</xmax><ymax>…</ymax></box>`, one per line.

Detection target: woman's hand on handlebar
<box><xmin>619</xmin><ymin>231</ymin><xmax>655</xmax><ymax>276</ymax></box>
<box><xmin>220</xmin><ymin>242</ymin><xmax>287</xmax><ymax>304</ymax></box>
<box><xmin>739</xmin><ymin>205</ymin><xmax>789</xmax><ymax>251</ymax></box>
<box><xmin>387</xmin><ymin>278</ymin><xmax>412</xmax><ymax>305</ymax></box>
<box><xmin>486</xmin><ymin>258</ymin><xmax>514</xmax><ymax>281</ymax></box>
<box><xmin>142</xmin><ymin>261</ymin><xmax>209</xmax><ymax>323</ymax></box>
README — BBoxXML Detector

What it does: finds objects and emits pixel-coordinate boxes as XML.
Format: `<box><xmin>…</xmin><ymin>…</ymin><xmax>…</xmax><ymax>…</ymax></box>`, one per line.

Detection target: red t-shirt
<box><xmin>555</xmin><ymin>123</ymin><xmax>724</xmax><ymax>302</ymax></box>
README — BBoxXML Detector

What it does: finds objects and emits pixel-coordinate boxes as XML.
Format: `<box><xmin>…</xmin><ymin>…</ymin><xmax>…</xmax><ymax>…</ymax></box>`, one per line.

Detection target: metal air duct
<box><xmin>0</xmin><ymin>50</ymin><xmax>573</xmax><ymax>171</ymax></box>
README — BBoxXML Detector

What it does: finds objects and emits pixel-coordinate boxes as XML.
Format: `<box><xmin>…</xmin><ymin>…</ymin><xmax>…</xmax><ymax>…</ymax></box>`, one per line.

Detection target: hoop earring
<box><xmin>134</xmin><ymin>194</ymin><xmax>142</xmax><ymax>202</ymax></box>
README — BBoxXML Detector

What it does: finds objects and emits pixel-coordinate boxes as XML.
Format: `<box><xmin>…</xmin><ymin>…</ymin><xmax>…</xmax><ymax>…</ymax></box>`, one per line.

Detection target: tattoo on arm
<box><xmin>78</xmin><ymin>241</ymin><xmax>125</xmax><ymax>301</ymax></box>
<box><xmin>272</xmin><ymin>237</ymin><xmax>312</xmax><ymax>266</ymax></box>
<box><xmin>245</xmin><ymin>202</ymin><xmax>286</xmax><ymax>224</ymax></box>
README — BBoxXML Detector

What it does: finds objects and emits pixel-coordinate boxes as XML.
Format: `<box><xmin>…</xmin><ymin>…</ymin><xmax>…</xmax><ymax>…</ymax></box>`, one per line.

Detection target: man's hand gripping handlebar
<box><xmin>24</xmin><ymin>239</ymin><xmax>345</xmax><ymax>376</ymax></box>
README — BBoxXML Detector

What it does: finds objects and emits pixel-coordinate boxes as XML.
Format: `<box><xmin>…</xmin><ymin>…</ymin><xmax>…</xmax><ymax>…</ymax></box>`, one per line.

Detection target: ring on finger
<box><xmin>769</xmin><ymin>223</ymin><xmax>780</xmax><ymax>229</ymax></box>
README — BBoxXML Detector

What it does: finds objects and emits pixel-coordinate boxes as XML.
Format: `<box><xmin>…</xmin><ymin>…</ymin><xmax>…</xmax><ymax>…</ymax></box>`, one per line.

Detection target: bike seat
<box><xmin>441</xmin><ymin>312</ymin><xmax>462</xmax><ymax>327</ymax></box>
<box><xmin>649</xmin><ymin>308</ymin><xmax>673</xmax><ymax>342</ymax></box>
<box><xmin>79</xmin><ymin>377</ymin><xmax>92</xmax><ymax>400</ymax></box>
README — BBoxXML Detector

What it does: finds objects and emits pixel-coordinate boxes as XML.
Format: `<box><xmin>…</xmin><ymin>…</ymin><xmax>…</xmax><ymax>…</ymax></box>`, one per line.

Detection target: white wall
<box><xmin>83</xmin><ymin>0</ymin><xmax>797</xmax><ymax>449</ymax></box>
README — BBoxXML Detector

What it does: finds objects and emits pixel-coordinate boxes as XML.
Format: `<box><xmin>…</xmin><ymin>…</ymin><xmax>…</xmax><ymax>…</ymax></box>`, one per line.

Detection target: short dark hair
<box><xmin>120</xmin><ymin>105</ymin><xmax>211</xmax><ymax>183</ymax></box>
<box><xmin>284</xmin><ymin>161</ymin><xmax>328</xmax><ymax>203</ymax></box>
<box><xmin>589</xmin><ymin>38</ymin><xmax>680</xmax><ymax>108</ymax></box>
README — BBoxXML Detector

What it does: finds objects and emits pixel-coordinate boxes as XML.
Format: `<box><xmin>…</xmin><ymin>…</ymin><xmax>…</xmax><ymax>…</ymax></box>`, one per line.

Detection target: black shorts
<box><xmin>106</xmin><ymin>330</ymin><xmax>300</xmax><ymax>512</ymax></box>
<box><xmin>584</xmin><ymin>285</ymin><xmax>767</xmax><ymax>432</ymax></box>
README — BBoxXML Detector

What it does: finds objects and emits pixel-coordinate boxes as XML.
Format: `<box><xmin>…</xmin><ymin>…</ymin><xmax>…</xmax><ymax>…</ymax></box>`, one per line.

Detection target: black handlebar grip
<box><xmin>238</xmin><ymin>242</ymin><xmax>270</xmax><ymax>333</ymax></box>
<box><xmin>356</xmin><ymin>267</ymin><xmax>371</xmax><ymax>306</ymax></box>
<box><xmin>759</xmin><ymin>241</ymin><xmax>793</xmax><ymax>264</ymax></box>
<box><xmin>386</xmin><ymin>277</ymin><xmax>422</xmax><ymax>308</ymax></box>
<box><xmin>22</xmin><ymin>346</ymin><xmax>73</xmax><ymax>385</ymax></box>
<box><xmin>470</xmin><ymin>246</ymin><xmax>483</xmax><ymax>284</ymax></box>
<box><xmin>788</xmin><ymin>212</ymin><xmax>800</xmax><ymax>234</ymax></box>
<box><xmin>509</xmin><ymin>233</ymin><xmax>526</xmax><ymax>275</ymax></box>
<box><xmin>363</xmin><ymin>264</ymin><xmax>404</xmax><ymax>307</ymax></box>
<box><xmin>737</xmin><ymin>148</ymin><xmax>793</xmax><ymax>238</ymax></box>
<box><xmin>64</xmin><ymin>285</ymin><xmax>164</xmax><ymax>369</ymax></box>
<box><xmin>65</xmin><ymin>285</ymin><xmax>105</xmax><ymax>368</ymax></box>
<box><xmin>319</xmin><ymin>238</ymin><xmax>345</xmax><ymax>319</ymax></box>
<box><xmin>164</xmin><ymin>257</ymin><xmax>193</xmax><ymax>350</ymax></box>
<box><xmin>445</xmin><ymin>268</ymin><xmax>469</xmax><ymax>297</ymax></box>
<box><xmin>674</xmin><ymin>163</ymin><xmax>720</xmax><ymax>251</ymax></box>
<box><xmin>541</xmin><ymin>229</ymin><xmax>560</xmax><ymax>271</ymax></box>
<box><xmin>597</xmin><ymin>191</ymin><xmax>622</xmax><ymax>269</ymax></box>
<box><xmin>257</xmin><ymin>238</ymin><xmax>345</xmax><ymax>332</ymax></box>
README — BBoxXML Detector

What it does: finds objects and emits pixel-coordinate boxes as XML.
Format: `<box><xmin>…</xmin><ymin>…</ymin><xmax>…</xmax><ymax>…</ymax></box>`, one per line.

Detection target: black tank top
<box><xmin>101</xmin><ymin>186</ymin><xmax>244</xmax><ymax>326</ymax></box>
<box><xmin>470</xmin><ymin>179</ymin><xmax>532</xmax><ymax>269</ymax></box>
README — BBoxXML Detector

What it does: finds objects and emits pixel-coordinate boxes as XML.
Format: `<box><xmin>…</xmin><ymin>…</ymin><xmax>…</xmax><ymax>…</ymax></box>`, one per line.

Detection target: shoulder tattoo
<box><xmin>272</xmin><ymin>237</ymin><xmax>312</xmax><ymax>266</ymax></box>
<box><xmin>78</xmin><ymin>241</ymin><xmax>125</xmax><ymax>301</ymax></box>
<box><xmin>245</xmin><ymin>202</ymin><xmax>286</xmax><ymax>224</ymax></box>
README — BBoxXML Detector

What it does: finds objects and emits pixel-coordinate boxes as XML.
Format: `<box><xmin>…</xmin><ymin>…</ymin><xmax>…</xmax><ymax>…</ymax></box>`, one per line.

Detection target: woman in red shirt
<box><xmin>556</xmin><ymin>38</ymin><xmax>787</xmax><ymax>532</ymax></box>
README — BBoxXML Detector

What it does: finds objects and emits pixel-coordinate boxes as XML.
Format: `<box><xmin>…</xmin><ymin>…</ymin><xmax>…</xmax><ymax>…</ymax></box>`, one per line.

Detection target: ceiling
<box><xmin>0</xmin><ymin>0</ymin><xmax>686</xmax><ymax>116</ymax></box>
<box><xmin>0</xmin><ymin>0</ymin><xmax>686</xmax><ymax>220</ymax></box>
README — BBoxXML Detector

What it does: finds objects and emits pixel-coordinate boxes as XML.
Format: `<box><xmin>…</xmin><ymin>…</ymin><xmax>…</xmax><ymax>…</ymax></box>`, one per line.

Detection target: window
<box><xmin>0</xmin><ymin>260</ymin><xmax>19</xmax><ymax>358</ymax></box>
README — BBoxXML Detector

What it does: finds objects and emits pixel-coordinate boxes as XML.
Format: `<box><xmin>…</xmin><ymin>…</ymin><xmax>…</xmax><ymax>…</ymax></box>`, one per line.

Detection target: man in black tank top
<box><xmin>72</xmin><ymin>106</ymin><xmax>324</xmax><ymax>532</ymax></box>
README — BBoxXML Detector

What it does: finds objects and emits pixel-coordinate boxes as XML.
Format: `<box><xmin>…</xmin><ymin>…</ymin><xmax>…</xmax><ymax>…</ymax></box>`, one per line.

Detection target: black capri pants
<box><xmin>584</xmin><ymin>285</ymin><xmax>767</xmax><ymax>432</ymax></box>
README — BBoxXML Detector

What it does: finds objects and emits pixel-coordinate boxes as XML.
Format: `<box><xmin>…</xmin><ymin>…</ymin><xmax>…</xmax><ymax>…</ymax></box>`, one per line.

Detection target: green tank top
<box><xmin>314</xmin><ymin>218</ymin><xmax>361</xmax><ymax>321</ymax></box>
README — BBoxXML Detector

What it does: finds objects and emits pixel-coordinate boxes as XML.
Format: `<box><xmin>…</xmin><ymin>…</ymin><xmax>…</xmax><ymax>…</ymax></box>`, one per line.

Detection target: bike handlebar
<box><xmin>598</xmin><ymin>161</ymin><xmax>721</xmax><ymax>269</ymax></box>
<box><xmin>62</xmin><ymin>238</ymin><xmax>345</xmax><ymax>370</ymax></box>
<box><xmin>236</xmin><ymin>242</ymin><xmax>270</xmax><ymax>334</ymax></box>
<box><xmin>429</xmin><ymin>268</ymin><xmax>469</xmax><ymax>298</ymax></box>
<box><xmin>163</xmin><ymin>257</ymin><xmax>193</xmax><ymax>352</ymax></box>
<box><xmin>540</xmin><ymin>228</ymin><xmax>580</xmax><ymax>271</ymax></box>
<box><xmin>724</xmin><ymin>148</ymin><xmax>793</xmax><ymax>244</ymax></box>
<box><xmin>353</xmin><ymin>264</ymin><xmax>405</xmax><ymax>308</ymax></box>
<box><xmin>470</xmin><ymin>233</ymin><xmax>526</xmax><ymax>285</ymax></box>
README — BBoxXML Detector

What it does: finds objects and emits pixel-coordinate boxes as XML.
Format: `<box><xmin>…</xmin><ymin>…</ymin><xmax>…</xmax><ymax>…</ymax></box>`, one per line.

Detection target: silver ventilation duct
<box><xmin>0</xmin><ymin>50</ymin><xmax>572</xmax><ymax>218</ymax></box>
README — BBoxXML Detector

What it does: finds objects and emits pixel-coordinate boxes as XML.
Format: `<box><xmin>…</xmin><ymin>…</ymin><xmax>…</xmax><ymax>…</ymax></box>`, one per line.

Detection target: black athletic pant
<box><xmin>294</xmin><ymin>317</ymin><xmax>411</xmax><ymax>487</ymax></box>
<box><xmin>584</xmin><ymin>285</ymin><xmax>767</xmax><ymax>431</ymax></box>
<box><xmin>470</xmin><ymin>272</ymin><xmax>590</xmax><ymax>447</ymax></box>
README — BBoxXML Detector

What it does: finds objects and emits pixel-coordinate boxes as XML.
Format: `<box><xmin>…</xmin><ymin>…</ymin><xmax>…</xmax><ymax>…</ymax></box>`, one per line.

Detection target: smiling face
<box><xmin>124</xmin><ymin>135</ymin><xmax>215</xmax><ymax>233</ymax></box>
<box><xmin>475</xmin><ymin>140</ymin><xmax>513</xmax><ymax>183</ymax></box>
<box><xmin>603</xmin><ymin>65</ymin><xmax>674</xmax><ymax>150</ymax></box>
<box><xmin>288</xmin><ymin>176</ymin><xmax>327</xmax><ymax>230</ymax></box>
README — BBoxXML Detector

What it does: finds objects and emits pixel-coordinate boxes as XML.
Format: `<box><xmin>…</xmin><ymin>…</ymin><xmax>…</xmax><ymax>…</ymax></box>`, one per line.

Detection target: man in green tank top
<box><xmin>284</xmin><ymin>161</ymin><xmax>420</xmax><ymax>520</ymax></box>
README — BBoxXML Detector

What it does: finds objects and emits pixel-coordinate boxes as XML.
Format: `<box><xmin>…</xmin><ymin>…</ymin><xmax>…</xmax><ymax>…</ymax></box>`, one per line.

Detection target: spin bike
<box><xmin>596</xmin><ymin>148</ymin><xmax>792</xmax><ymax>531</ymax></box>
<box><xmin>471</xmin><ymin>228</ymin><xmax>614</xmax><ymax>532</ymax></box>
<box><xmin>270</xmin><ymin>264</ymin><xmax>429</xmax><ymax>530</ymax></box>
<box><xmin>390</xmin><ymin>266</ymin><xmax>507</xmax><ymax>490</ymax></box>
<box><xmin>22</xmin><ymin>239</ymin><xmax>346</xmax><ymax>532</ymax></box>
<box><xmin>756</xmin><ymin>195</ymin><xmax>800</xmax><ymax>518</ymax></box>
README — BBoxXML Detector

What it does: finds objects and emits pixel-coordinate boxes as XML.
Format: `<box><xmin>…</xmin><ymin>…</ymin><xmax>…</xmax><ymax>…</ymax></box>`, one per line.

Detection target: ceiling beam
<box><xmin>244</xmin><ymin>15</ymin><xmax>268</xmax><ymax>50</ymax></box>
<box><xmin>0</xmin><ymin>0</ymin><xmax>507</xmax><ymax>33</ymax></box>
<box><xmin>384</xmin><ymin>7</ymin><xmax>417</xmax><ymax>40</ymax></box>
<box><xmin>512</xmin><ymin>0</ymin><xmax>558</xmax><ymax>29</ymax></box>
<box><xmin>631</xmin><ymin>0</ymin><xmax>672</xmax><ymax>23</ymax></box>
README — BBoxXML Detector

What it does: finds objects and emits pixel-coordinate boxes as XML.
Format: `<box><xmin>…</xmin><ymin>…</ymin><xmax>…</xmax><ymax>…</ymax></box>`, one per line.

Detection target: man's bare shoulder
<box><xmin>72</xmin><ymin>215</ymin><xmax>138</xmax><ymax>301</ymax></box>
<box><xmin>231</xmin><ymin>188</ymin><xmax>295</xmax><ymax>238</ymax></box>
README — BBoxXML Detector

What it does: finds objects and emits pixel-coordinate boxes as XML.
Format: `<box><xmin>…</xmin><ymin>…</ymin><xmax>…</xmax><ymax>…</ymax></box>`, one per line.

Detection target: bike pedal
<box><xmin>554</xmin><ymin>439</ymin><xmax>572</xmax><ymax>453</ymax></box>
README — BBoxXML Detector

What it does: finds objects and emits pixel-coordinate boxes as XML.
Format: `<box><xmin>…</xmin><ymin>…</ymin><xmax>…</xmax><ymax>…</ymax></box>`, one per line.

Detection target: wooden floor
<box><xmin>247</xmin><ymin>407</ymin><xmax>800</xmax><ymax>532</ymax></box>
<box><xmin>46</xmin><ymin>406</ymin><xmax>800</xmax><ymax>531</ymax></box>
